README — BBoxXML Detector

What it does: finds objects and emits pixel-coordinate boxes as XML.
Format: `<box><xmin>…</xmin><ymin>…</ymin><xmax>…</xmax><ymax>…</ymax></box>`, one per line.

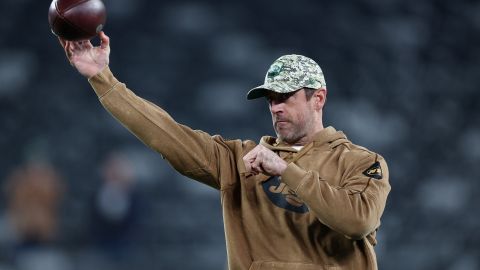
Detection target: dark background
<box><xmin>0</xmin><ymin>0</ymin><xmax>479</xmax><ymax>269</ymax></box>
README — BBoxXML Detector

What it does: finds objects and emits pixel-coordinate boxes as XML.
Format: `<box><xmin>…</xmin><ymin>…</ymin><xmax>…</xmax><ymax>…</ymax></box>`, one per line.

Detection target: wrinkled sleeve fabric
<box><xmin>281</xmin><ymin>150</ymin><xmax>391</xmax><ymax>240</ymax></box>
<box><xmin>88</xmin><ymin>66</ymin><xmax>242</xmax><ymax>190</ymax></box>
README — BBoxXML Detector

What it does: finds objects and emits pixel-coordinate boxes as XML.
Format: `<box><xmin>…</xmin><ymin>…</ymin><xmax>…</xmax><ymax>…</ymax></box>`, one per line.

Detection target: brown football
<box><xmin>48</xmin><ymin>0</ymin><xmax>107</xmax><ymax>41</ymax></box>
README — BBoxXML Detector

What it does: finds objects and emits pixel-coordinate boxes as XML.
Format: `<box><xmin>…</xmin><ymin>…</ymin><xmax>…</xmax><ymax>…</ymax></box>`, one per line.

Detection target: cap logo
<box><xmin>267</xmin><ymin>62</ymin><xmax>284</xmax><ymax>79</ymax></box>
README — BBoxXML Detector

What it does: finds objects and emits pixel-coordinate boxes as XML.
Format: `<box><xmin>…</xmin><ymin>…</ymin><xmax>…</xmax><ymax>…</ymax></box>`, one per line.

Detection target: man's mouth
<box><xmin>275</xmin><ymin>120</ymin><xmax>289</xmax><ymax>127</ymax></box>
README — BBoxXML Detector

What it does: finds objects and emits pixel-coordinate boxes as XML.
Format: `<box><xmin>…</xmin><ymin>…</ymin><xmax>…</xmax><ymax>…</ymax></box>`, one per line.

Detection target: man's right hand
<box><xmin>58</xmin><ymin>31</ymin><xmax>110</xmax><ymax>78</ymax></box>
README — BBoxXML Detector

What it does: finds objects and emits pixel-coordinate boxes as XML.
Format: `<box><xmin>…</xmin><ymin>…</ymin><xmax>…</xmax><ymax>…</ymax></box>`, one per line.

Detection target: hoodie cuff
<box><xmin>281</xmin><ymin>162</ymin><xmax>309</xmax><ymax>192</ymax></box>
<box><xmin>87</xmin><ymin>66</ymin><xmax>120</xmax><ymax>98</ymax></box>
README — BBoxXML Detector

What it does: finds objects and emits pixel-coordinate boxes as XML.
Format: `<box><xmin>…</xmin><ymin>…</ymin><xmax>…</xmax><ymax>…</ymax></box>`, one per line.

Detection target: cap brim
<box><xmin>246</xmin><ymin>82</ymin><xmax>299</xmax><ymax>100</ymax></box>
<box><xmin>246</xmin><ymin>86</ymin><xmax>270</xmax><ymax>100</ymax></box>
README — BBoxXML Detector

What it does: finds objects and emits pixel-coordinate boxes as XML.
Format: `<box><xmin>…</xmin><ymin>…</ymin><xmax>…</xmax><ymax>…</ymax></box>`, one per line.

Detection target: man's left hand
<box><xmin>243</xmin><ymin>145</ymin><xmax>288</xmax><ymax>176</ymax></box>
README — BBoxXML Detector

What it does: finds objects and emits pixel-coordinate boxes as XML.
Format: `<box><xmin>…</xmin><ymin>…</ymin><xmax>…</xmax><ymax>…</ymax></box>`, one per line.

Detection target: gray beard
<box><xmin>274</xmin><ymin>114</ymin><xmax>315</xmax><ymax>145</ymax></box>
<box><xmin>275</xmin><ymin>124</ymin><xmax>308</xmax><ymax>145</ymax></box>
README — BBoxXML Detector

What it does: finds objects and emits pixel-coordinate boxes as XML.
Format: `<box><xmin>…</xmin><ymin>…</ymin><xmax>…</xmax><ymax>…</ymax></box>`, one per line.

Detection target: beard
<box><xmin>273</xmin><ymin>113</ymin><xmax>312</xmax><ymax>145</ymax></box>
<box><xmin>270</xmin><ymin>96</ymin><xmax>318</xmax><ymax>145</ymax></box>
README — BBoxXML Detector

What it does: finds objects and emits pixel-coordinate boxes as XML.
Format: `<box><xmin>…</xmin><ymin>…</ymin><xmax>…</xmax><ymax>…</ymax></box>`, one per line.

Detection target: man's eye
<box><xmin>266</xmin><ymin>92</ymin><xmax>293</xmax><ymax>104</ymax></box>
<box><xmin>279</xmin><ymin>93</ymin><xmax>293</xmax><ymax>101</ymax></box>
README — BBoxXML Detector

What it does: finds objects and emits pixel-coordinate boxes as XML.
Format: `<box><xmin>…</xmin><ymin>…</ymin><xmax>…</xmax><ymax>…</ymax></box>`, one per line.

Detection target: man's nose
<box><xmin>269</xmin><ymin>100</ymin><xmax>284</xmax><ymax>114</ymax></box>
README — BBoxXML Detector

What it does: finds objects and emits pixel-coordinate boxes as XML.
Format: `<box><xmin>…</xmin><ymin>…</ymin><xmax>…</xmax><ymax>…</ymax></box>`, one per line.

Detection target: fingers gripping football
<box><xmin>58</xmin><ymin>31</ymin><xmax>110</xmax><ymax>78</ymax></box>
<box><xmin>243</xmin><ymin>145</ymin><xmax>288</xmax><ymax>176</ymax></box>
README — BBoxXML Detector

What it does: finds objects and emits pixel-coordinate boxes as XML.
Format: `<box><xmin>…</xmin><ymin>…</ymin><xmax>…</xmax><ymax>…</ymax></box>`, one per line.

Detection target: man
<box><xmin>59</xmin><ymin>32</ymin><xmax>391</xmax><ymax>270</ymax></box>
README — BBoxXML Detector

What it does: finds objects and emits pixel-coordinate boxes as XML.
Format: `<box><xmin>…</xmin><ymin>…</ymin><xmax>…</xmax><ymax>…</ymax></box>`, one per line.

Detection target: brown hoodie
<box><xmin>88</xmin><ymin>67</ymin><xmax>391</xmax><ymax>270</ymax></box>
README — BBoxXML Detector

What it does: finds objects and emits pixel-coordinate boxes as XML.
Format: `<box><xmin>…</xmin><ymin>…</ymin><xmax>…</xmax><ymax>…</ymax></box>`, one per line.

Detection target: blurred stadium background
<box><xmin>1</xmin><ymin>0</ymin><xmax>479</xmax><ymax>269</ymax></box>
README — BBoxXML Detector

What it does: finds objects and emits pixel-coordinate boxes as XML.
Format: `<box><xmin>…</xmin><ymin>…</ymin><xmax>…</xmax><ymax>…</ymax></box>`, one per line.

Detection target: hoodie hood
<box><xmin>259</xmin><ymin>126</ymin><xmax>349</xmax><ymax>153</ymax></box>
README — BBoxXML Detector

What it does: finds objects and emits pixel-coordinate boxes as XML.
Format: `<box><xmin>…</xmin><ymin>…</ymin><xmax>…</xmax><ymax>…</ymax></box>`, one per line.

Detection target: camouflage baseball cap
<box><xmin>247</xmin><ymin>54</ymin><xmax>326</xmax><ymax>100</ymax></box>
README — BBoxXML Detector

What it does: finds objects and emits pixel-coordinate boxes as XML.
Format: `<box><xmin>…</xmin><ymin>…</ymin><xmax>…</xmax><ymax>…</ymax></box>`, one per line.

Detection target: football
<box><xmin>48</xmin><ymin>0</ymin><xmax>107</xmax><ymax>41</ymax></box>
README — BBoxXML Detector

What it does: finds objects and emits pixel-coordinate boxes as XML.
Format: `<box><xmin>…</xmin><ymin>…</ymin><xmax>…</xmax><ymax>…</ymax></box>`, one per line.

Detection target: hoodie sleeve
<box><xmin>88</xmin><ymin>67</ymin><xmax>244</xmax><ymax>190</ymax></box>
<box><xmin>281</xmin><ymin>149</ymin><xmax>391</xmax><ymax>240</ymax></box>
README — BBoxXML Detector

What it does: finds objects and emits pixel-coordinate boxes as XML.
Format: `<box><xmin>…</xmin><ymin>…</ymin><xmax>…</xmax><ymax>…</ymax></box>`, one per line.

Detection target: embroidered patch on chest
<box><xmin>262</xmin><ymin>176</ymin><xmax>309</xmax><ymax>213</ymax></box>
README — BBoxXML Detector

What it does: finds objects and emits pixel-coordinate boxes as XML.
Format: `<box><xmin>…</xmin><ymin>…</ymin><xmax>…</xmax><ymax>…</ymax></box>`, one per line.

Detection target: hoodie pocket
<box><xmin>248</xmin><ymin>261</ymin><xmax>339</xmax><ymax>270</ymax></box>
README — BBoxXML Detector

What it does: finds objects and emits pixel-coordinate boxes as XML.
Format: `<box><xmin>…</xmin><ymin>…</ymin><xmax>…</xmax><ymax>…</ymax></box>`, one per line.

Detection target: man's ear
<box><xmin>314</xmin><ymin>88</ymin><xmax>327</xmax><ymax>111</ymax></box>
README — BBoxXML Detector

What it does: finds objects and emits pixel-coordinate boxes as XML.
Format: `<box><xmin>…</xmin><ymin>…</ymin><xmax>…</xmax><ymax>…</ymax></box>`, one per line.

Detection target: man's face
<box><xmin>266</xmin><ymin>89</ymin><xmax>316</xmax><ymax>145</ymax></box>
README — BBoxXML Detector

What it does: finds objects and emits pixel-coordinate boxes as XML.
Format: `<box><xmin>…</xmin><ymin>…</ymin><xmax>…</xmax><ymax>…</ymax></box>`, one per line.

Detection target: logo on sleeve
<box><xmin>363</xmin><ymin>161</ymin><xmax>383</xmax><ymax>180</ymax></box>
<box><xmin>262</xmin><ymin>176</ymin><xmax>309</xmax><ymax>213</ymax></box>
